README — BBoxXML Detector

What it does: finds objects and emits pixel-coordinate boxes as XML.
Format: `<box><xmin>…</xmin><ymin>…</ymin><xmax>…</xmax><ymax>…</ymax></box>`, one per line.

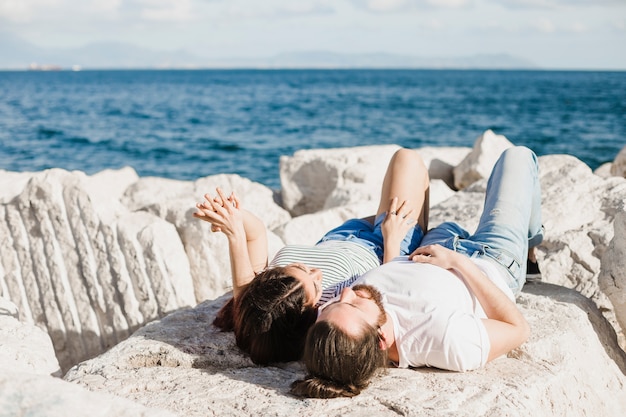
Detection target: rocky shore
<box><xmin>1</xmin><ymin>130</ymin><xmax>625</xmax><ymax>416</ymax></box>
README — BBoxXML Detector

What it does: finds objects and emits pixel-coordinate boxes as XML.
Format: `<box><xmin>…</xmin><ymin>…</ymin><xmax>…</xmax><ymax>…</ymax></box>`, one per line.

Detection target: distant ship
<box><xmin>28</xmin><ymin>63</ymin><xmax>63</xmax><ymax>71</ymax></box>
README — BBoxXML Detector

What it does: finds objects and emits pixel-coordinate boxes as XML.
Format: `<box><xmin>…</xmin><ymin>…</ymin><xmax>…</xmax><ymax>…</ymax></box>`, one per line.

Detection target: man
<box><xmin>291</xmin><ymin>146</ymin><xmax>543</xmax><ymax>399</ymax></box>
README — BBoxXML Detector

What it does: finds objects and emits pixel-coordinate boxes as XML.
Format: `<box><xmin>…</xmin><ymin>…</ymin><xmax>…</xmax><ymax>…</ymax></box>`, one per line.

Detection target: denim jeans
<box><xmin>319</xmin><ymin>213</ymin><xmax>425</xmax><ymax>264</ymax></box>
<box><xmin>420</xmin><ymin>146</ymin><xmax>543</xmax><ymax>294</ymax></box>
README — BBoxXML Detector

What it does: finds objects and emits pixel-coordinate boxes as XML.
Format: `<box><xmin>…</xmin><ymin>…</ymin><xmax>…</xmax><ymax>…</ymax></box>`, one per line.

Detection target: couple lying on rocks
<box><xmin>193</xmin><ymin>146</ymin><xmax>543</xmax><ymax>399</ymax></box>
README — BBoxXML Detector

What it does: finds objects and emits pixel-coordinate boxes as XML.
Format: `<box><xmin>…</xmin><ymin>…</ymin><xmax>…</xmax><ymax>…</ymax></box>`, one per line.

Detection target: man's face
<box><xmin>316</xmin><ymin>284</ymin><xmax>386</xmax><ymax>336</ymax></box>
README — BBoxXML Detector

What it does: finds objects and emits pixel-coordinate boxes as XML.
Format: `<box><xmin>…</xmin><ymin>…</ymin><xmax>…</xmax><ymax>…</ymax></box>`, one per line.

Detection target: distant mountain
<box><xmin>262</xmin><ymin>51</ymin><xmax>537</xmax><ymax>69</ymax></box>
<box><xmin>0</xmin><ymin>32</ymin><xmax>537</xmax><ymax>70</ymax></box>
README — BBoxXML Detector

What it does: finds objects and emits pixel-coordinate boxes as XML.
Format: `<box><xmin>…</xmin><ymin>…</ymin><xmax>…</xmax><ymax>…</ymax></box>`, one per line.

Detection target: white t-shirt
<box><xmin>354</xmin><ymin>256</ymin><xmax>514</xmax><ymax>372</ymax></box>
<box><xmin>270</xmin><ymin>240</ymin><xmax>380</xmax><ymax>306</ymax></box>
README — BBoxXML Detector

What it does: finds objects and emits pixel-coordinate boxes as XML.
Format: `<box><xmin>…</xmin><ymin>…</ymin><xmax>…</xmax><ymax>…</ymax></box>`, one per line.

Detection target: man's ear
<box><xmin>378</xmin><ymin>329</ymin><xmax>388</xmax><ymax>351</ymax></box>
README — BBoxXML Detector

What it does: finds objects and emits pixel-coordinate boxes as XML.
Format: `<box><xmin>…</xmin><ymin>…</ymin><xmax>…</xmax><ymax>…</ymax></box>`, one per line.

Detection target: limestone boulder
<box><xmin>0</xmin><ymin>169</ymin><xmax>195</xmax><ymax>372</ymax></box>
<box><xmin>599</xmin><ymin>211</ymin><xmax>626</xmax><ymax>335</ymax></box>
<box><xmin>0</xmin><ymin>297</ymin><xmax>176</xmax><ymax>417</ymax></box>
<box><xmin>453</xmin><ymin>130</ymin><xmax>514</xmax><ymax>190</ymax></box>
<box><xmin>0</xmin><ymin>169</ymin><xmax>36</xmax><ymax>203</ymax></box>
<box><xmin>0</xmin><ymin>297</ymin><xmax>61</xmax><ymax>376</ymax></box>
<box><xmin>610</xmin><ymin>145</ymin><xmax>626</xmax><ymax>178</ymax></box>
<box><xmin>0</xmin><ymin>371</ymin><xmax>177</xmax><ymax>417</ymax></box>
<box><xmin>417</xmin><ymin>146</ymin><xmax>471</xmax><ymax>189</ymax></box>
<box><xmin>279</xmin><ymin>145</ymin><xmax>460</xmax><ymax>219</ymax></box>
<box><xmin>536</xmin><ymin>155</ymin><xmax>626</xmax><ymax>299</ymax></box>
<box><xmin>279</xmin><ymin>145</ymin><xmax>401</xmax><ymax>216</ymax></box>
<box><xmin>274</xmin><ymin>204</ymin><xmax>377</xmax><ymax>246</ymax></box>
<box><xmin>595</xmin><ymin>162</ymin><xmax>613</xmax><ymax>178</ymax></box>
<box><xmin>64</xmin><ymin>285</ymin><xmax>626</xmax><ymax>417</ymax></box>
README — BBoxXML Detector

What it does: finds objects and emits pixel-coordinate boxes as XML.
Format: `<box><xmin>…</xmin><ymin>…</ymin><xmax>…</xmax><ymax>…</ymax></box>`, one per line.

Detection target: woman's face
<box><xmin>284</xmin><ymin>263</ymin><xmax>323</xmax><ymax>306</ymax></box>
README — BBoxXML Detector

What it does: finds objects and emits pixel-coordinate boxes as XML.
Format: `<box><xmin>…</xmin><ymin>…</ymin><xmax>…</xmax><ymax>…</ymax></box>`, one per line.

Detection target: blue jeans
<box><xmin>420</xmin><ymin>146</ymin><xmax>543</xmax><ymax>294</ymax></box>
<box><xmin>318</xmin><ymin>213</ymin><xmax>425</xmax><ymax>263</ymax></box>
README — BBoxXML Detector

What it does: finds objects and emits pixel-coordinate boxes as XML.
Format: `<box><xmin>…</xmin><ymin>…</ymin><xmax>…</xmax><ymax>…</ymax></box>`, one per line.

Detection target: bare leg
<box><xmin>376</xmin><ymin>148</ymin><xmax>430</xmax><ymax>233</ymax></box>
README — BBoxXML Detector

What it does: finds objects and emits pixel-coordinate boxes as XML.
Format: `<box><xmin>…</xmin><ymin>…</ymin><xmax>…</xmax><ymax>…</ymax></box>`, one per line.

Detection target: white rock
<box><xmin>0</xmin><ymin>169</ymin><xmax>196</xmax><ymax>372</ymax></box>
<box><xmin>599</xmin><ymin>211</ymin><xmax>626</xmax><ymax>335</ymax></box>
<box><xmin>0</xmin><ymin>297</ymin><xmax>61</xmax><ymax>376</ymax></box>
<box><xmin>429</xmin><ymin>178</ymin><xmax>457</xmax><ymax>209</ymax></box>
<box><xmin>610</xmin><ymin>145</ymin><xmax>626</xmax><ymax>178</ymax></box>
<box><xmin>595</xmin><ymin>162</ymin><xmax>613</xmax><ymax>178</ymax></box>
<box><xmin>539</xmin><ymin>155</ymin><xmax>603</xmax><ymax>235</ymax></box>
<box><xmin>537</xmin><ymin>156</ymin><xmax>626</xmax><ymax>301</ymax></box>
<box><xmin>453</xmin><ymin>130</ymin><xmax>514</xmax><ymax>190</ymax></box>
<box><xmin>84</xmin><ymin>166</ymin><xmax>140</xmax><ymax>223</ymax></box>
<box><xmin>0</xmin><ymin>170</ymin><xmax>34</xmax><ymax>203</ymax></box>
<box><xmin>273</xmin><ymin>203</ymin><xmax>377</xmax><ymax>246</ymax></box>
<box><xmin>0</xmin><ymin>371</ymin><xmax>177</xmax><ymax>417</ymax></box>
<box><xmin>279</xmin><ymin>145</ymin><xmax>401</xmax><ymax>216</ymax></box>
<box><xmin>274</xmin><ymin>179</ymin><xmax>454</xmax><ymax>246</ymax></box>
<box><xmin>279</xmin><ymin>145</ymin><xmax>461</xmax><ymax>218</ymax></box>
<box><xmin>63</xmin><ymin>287</ymin><xmax>626</xmax><ymax>417</ymax></box>
<box><xmin>417</xmin><ymin>146</ymin><xmax>471</xmax><ymax>189</ymax></box>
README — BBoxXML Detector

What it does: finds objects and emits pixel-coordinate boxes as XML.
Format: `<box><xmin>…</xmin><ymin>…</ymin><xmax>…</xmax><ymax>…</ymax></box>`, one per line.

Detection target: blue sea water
<box><xmin>0</xmin><ymin>69</ymin><xmax>624</xmax><ymax>189</ymax></box>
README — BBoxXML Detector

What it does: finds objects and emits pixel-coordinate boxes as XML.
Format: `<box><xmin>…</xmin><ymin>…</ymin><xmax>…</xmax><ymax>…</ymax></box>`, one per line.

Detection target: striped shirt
<box><xmin>269</xmin><ymin>240</ymin><xmax>380</xmax><ymax>306</ymax></box>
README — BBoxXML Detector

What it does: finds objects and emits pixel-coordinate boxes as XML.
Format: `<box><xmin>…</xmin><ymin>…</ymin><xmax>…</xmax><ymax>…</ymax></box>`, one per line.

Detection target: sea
<box><xmin>0</xmin><ymin>69</ymin><xmax>624</xmax><ymax>189</ymax></box>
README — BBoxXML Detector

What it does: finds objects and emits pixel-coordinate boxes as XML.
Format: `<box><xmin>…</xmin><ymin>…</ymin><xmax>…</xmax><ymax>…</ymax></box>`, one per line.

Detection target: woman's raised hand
<box><xmin>381</xmin><ymin>197</ymin><xmax>417</xmax><ymax>244</ymax></box>
<box><xmin>380</xmin><ymin>197</ymin><xmax>417</xmax><ymax>263</ymax></box>
<box><xmin>193</xmin><ymin>188</ymin><xmax>244</xmax><ymax>237</ymax></box>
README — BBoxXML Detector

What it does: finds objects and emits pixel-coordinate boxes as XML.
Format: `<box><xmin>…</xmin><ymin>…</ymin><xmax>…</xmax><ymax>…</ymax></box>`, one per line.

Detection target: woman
<box><xmin>193</xmin><ymin>148</ymin><xmax>430</xmax><ymax>364</ymax></box>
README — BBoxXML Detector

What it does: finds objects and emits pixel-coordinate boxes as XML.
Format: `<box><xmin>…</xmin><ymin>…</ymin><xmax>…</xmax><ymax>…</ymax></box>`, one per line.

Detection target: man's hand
<box><xmin>409</xmin><ymin>244</ymin><xmax>460</xmax><ymax>270</ymax></box>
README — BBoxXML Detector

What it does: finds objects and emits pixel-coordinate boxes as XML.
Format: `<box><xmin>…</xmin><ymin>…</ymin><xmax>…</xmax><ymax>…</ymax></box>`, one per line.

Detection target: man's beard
<box><xmin>352</xmin><ymin>284</ymin><xmax>387</xmax><ymax>327</ymax></box>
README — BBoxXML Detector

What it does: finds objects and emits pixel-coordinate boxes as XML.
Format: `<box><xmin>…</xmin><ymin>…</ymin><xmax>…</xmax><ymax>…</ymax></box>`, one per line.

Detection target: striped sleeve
<box><xmin>269</xmin><ymin>240</ymin><xmax>379</xmax><ymax>307</ymax></box>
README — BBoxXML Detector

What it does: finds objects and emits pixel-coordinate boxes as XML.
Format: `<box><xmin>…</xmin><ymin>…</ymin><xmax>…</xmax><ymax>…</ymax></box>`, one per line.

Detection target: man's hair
<box><xmin>213</xmin><ymin>266</ymin><xmax>317</xmax><ymax>365</ymax></box>
<box><xmin>290</xmin><ymin>319</ymin><xmax>387</xmax><ymax>398</ymax></box>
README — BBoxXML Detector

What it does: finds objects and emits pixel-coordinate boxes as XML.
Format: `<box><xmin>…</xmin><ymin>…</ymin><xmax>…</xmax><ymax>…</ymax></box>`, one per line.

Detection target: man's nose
<box><xmin>312</xmin><ymin>268</ymin><xmax>322</xmax><ymax>282</ymax></box>
<box><xmin>339</xmin><ymin>287</ymin><xmax>355</xmax><ymax>302</ymax></box>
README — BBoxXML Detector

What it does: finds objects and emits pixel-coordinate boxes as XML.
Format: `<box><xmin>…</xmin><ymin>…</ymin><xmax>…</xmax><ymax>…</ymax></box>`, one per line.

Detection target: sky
<box><xmin>1</xmin><ymin>0</ymin><xmax>625</xmax><ymax>69</ymax></box>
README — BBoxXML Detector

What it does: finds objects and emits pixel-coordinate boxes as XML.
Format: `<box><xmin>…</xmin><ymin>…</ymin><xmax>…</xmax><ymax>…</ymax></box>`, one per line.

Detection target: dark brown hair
<box><xmin>290</xmin><ymin>319</ymin><xmax>387</xmax><ymax>398</ymax></box>
<box><xmin>213</xmin><ymin>266</ymin><xmax>317</xmax><ymax>365</ymax></box>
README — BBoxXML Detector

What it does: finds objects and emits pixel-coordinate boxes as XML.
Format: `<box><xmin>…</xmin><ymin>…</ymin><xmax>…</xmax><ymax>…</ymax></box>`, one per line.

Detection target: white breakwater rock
<box><xmin>2</xmin><ymin>131</ymin><xmax>626</xmax><ymax>416</ymax></box>
<box><xmin>61</xmin><ymin>285</ymin><xmax>626</xmax><ymax>417</ymax></box>
<box><xmin>0</xmin><ymin>297</ymin><xmax>176</xmax><ymax>417</ymax></box>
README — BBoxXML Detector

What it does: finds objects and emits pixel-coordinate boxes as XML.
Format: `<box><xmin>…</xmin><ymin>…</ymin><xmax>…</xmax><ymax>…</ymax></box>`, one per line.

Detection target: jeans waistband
<box><xmin>481</xmin><ymin>246</ymin><xmax>521</xmax><ymax>279</ymax></box>
<box><xmin>451</xmin><ymin>236</ymin><xmax>521</xmax><ymax>280</ymax></box>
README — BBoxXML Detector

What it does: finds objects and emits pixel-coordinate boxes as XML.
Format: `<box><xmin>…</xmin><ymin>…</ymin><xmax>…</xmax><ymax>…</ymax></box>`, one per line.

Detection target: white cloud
<box><xmin>138</xmin><ymin>0</ymin><xmax>194</xmax><ymax>21</ymax></box>
<box><xmin>531</xmin><ymin>17</ymin><xmax>556</xmax><ymax>32</ymax></box>
<box><xmin>0</xmin><ymin>0</ymin><xmax>624</xmax><ymax>68</ymax></box>
<box><xmin>490</xmin><ymin>0</ymin><xmax>621</xmax><ymax>10</ymax></box>
<box><xmin>611</xmin><ymin>18</ymin><xmax>625</xmax><ymax>31</ymax></box>
<box><xmin>275</xmin><ymin>1</ymin><xmax>335</xmax><ymax>16</ymax></box>
<box><xmin>90</xmin><ymin>0</ymin><xmax>123</xmax><ymax>13</ymax></box>
<box><xmin>366</xmin><ymin>0</ymin><xmax>408</xmax><ymax>12</ymax></box>
<box><xmin>567</xmin><ymin>22</ymin><xmax>587</xmax><ymax>33</ymax></box>
<box><xmin>350</xmin><ymin>0</ymin><xmax>472</xmax><ymax>12</ymax></box>
<box><xmin>0</xmin><ymin>0</ymin><xmax>63</xmax><ymax>22</ymax></box>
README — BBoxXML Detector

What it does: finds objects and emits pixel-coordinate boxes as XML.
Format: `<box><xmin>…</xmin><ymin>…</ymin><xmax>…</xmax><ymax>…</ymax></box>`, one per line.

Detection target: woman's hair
<box><xmin>290</xmin><ymin>319</ymin><xmax>388</xmax><ymax>398</ymax></box>
<box><xmin>214</xmin><ymin>266</ymin><xmax>318</xmax><ymax>365</ymax></box>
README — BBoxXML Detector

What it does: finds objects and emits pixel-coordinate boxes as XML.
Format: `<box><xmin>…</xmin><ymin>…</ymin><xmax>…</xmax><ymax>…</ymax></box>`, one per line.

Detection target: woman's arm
<box><xmin>410</xmin><ymin>244</ymin><xmax>530</xmax><ymax>362</ymax></box>
<box><xmin>193</xmin><ymin>188</ymin><xmax>268</xmax><ymax>297</ymax></box>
